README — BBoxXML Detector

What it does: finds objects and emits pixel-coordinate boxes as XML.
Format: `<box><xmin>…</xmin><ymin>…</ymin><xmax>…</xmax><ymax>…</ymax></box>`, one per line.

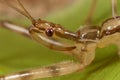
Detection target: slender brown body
<box><xmin>0</xmin><ymin>0</ymin><xmax>120</xmax><ymax>80</ymax></box>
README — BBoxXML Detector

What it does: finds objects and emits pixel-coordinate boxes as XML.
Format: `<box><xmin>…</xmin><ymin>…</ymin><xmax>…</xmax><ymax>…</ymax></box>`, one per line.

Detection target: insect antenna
<box><xmin>5</xmin><ymin>0</ymin><xmax>36</xmax><ymax>24</ymax></box>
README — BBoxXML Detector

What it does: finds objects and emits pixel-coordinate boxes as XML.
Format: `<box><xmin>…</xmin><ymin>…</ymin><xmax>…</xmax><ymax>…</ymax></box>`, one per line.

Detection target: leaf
<box><xmin>0</xmin><ymin>0</ymin><xmax>120</xmax><ymax>80</ymax></box>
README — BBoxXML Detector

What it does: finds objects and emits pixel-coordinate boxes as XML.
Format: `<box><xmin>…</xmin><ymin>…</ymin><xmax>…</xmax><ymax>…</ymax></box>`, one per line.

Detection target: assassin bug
<box><xmin>0</xmin><ymin>0</ymin><xmax>120</xmax><ymax>80</ymax></box>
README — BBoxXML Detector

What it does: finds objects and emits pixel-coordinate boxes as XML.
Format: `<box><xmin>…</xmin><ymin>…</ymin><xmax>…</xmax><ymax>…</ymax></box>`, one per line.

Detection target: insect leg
<box><xmin>85</xmin><ymin>0</ymin><xmax>97</xmax><ymax>25</ymax></box>
<box><xmin>97</xmin><ymin>33</ymin><xmax>120</xmax><ymax>56</ymax></box>
<box><xmin>112</xmin><ymin>0</ymin><xmax>118</xmax><ymax>18</ymax></box>
<box><xmin>0</xmin><ymin>61</ymin><xmax>85</xmax><ymax>80</ymax></box>
<box><xmin>72</xmin><ymin>43</ymin><xmax>97</xmax><ymax>65</ymax></box>
<box><xmin>0</xmin><ymin>21</ymin><xmax>31</xmax><ymax>38</ymax></box>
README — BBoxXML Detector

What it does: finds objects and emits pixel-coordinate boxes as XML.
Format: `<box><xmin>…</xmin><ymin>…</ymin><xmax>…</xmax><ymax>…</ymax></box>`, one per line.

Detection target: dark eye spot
<box><xmin>45</xmin><ymin>28</ymin><xmax>54</xmax><ymax>36</ymax></box>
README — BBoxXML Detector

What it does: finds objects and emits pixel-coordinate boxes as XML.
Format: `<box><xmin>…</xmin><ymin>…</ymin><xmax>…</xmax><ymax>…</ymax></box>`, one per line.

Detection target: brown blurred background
<box><xmin>0</xmin><ymin>0</ymin><xmax>75</xmax><ymax>18</ymax></box>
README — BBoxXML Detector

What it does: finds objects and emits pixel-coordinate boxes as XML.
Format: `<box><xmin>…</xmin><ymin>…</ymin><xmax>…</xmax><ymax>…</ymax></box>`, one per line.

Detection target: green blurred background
<box><xmin>0</xmin><ymin>0</ymin><xmax>120</xmax><ymax>80</ymax></box>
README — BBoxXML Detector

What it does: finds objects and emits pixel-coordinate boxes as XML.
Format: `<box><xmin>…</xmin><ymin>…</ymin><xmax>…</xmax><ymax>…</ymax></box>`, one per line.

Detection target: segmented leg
<box><xmin>112</xmin><ymin>0</ymin><xmax>117</xmax><ymax>18</ymax></box>
<box><xmin>97</xmin><ymin>33</ymin><xmax>120</xmax><ymax>56</ymax></box>
<box><xmin>0</xmin><ymin>21</ymin><xmax>30</xmax><ymax>38</ymax></box>
<box><xmin>76</xmin><ymin>0</ymin><xmax>98</xmax><ymax>37</ymax></box>
<box><xmin>85</xmin><ymin>0</ymin><xmax>97</xmax><ymax>25</ymax></box>
<box><xmin>0</xmin><ymin>61</ymin><xmax>85</xmax><ymax>80</ymax></box>
<box><xmin>73</xmin><ymin>42</ymin><xmax>97</xmax><ymax>65</ymax></box>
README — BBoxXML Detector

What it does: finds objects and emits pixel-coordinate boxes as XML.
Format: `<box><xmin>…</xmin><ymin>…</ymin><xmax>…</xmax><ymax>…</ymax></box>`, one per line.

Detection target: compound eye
<box><xmin>45</xmin><ymin>28</ymin><xmax>54</xmax><ymax>37</ymax></box>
